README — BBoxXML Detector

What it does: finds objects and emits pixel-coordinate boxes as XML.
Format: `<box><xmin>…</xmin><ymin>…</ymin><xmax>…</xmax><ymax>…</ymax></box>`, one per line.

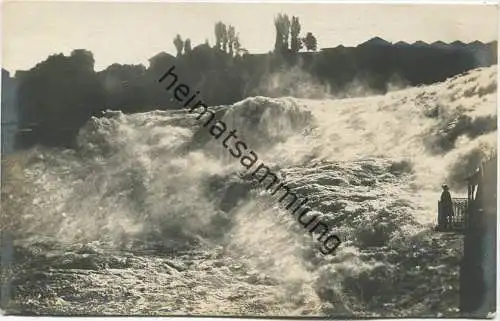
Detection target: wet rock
<box><xmin>76</xmin><ymin>243</ymin><xmax>103</xmax><ymax>255</ymax></box>
<box><xmin>164</xmin><ymin>260</ymin><xmax>187</xmax><ymax>272</ymax></box>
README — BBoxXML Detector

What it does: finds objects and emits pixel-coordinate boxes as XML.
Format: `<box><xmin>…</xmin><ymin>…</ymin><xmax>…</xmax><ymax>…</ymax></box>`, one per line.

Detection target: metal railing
<box><xmin>438</xmin><ymin>197</ymin><xmax>469</xmax><ymax>231</ymax></box>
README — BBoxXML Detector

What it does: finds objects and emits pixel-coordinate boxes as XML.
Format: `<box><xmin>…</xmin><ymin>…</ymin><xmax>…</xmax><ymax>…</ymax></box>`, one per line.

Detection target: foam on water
<box><xmin>1</xmin><ymin>66</ymin><xmax>496</xmax><ymax>316</ymax></box>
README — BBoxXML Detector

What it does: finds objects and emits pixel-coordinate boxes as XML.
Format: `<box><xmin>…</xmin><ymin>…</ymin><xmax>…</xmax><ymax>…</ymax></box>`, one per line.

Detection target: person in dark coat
<box><xmin>440</xmin><ymin>184</ymin><xmax>454</xmax><ymax>229</ymax></box>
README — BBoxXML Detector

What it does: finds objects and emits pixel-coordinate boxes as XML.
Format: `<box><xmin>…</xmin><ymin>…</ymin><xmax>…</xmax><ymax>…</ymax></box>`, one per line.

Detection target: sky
<box><xmin>2</xmin><ymin>1</ymin><xmax>498</xmax><ymax>73</ymax></box>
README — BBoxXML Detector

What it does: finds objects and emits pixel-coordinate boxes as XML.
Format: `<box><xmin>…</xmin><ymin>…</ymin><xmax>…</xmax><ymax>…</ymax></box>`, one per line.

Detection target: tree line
<box><xmin>274</xmin><ymin>14</ymin><xmax>317</xmax><ymax>53</ymax></box>
<box><xmin>14</xmin><ymin>14</ymin><xmax>318</xmax><ymax>149</ymax></box>
<box><xmin>13</xmin><ymin>12</ymin><xmax>489</xmax><ymax>150</ymax></box>
<box><xmin>172</xmin><ymin>15</ymin><xmax>317</xmax><ymax>58</ymax></box>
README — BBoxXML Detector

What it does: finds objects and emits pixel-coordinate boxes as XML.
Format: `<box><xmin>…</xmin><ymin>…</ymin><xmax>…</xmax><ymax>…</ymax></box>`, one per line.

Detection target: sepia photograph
<box><xmin>0</xmin><ymin>1</ymin><xmax>497</xmax><ymax>318</ymax></box>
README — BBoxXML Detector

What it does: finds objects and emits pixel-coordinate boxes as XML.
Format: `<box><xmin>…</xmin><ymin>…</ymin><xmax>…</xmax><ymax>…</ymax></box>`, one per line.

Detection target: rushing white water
<box><xmin>1</xmin><ymin>66</ymin><xmax>497</xmax><ymax>316</ymax></box>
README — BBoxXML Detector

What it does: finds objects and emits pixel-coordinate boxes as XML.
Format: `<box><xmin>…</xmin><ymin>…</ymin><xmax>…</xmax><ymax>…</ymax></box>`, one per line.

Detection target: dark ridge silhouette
<box><xmin>413</xmin><ymin>40</ymin><xmax>429</xmax><ymax>47</ymax></box>
<box><xmin>431</xmin><ymin>41</ymin><xmax>449</xmax><ymax>49</ymax></box>
<box><xmin>394</xmin><ymin>41</ymin><xmax>410</xmax><ymax>47</ymax></box>
<box><xmin>10</xmin><ymin>38</ymin><xmax>498</xmax><ymax>150</ymax></box>
<box><xmin>468</xmin><ymin>40</ymin><xmax>484</xmax><ymax>47</ymax></box>
<box><xmin>451</xmin><ymin>40</ymin><xmax>467</xmax><ymax>47</ymax></box>
<box><xmin>14</xmin><ymin>50</ymin><xmax>107</xmax><ymax>148</ymax></box>
<box><xmin>359</xmin><ymin>37</ymin><xmax>392</xmax><ymax>47</ymax></box>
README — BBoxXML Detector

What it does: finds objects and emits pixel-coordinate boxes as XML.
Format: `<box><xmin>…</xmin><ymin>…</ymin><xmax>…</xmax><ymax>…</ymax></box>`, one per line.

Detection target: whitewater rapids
<box><xmin>1</xmin><ymin>66</ymin><xmax>497</xmax><ymax>317</ymax></box>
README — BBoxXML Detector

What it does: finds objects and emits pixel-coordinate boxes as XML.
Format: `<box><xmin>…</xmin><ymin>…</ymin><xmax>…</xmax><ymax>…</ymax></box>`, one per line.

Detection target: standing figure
<box><xmin>440</xmin><ymin>184</ymin><xmax>454</xmax><ymax>229</ymax></box>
